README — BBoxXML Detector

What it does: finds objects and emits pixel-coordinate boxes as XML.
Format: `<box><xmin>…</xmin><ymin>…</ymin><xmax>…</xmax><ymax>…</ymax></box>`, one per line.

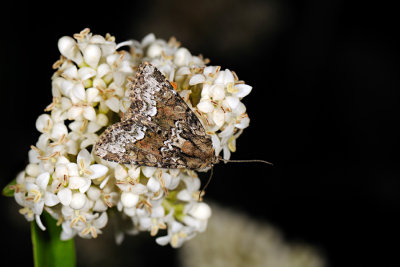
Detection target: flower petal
<box><xmin>142</xmin><ymin>167</ymin><xmax>156</xmax><ymax>178</ymax></box>
<box><xmin>96</xmin><ymin>64</ymin><xmax>111</xmax><ymax>78</ymax></box>
<box><xmin>69</xmin><ymin>176</ymin><xmax>86</xmax><ymax>190</ymax></box>
<box><xmin>83</xmin><ymin>44</ymin><xmax>101</xmax><ymax>68</ymax></box>
<box><xmin>155</xmin><ymin>235</ymin><xmax>171</xmax><ymax>246</ymax></box>
<box><xmin>36</xmin><ymin>114</ymin><xmax>53</xmax><ymax>133</ymax></box>
<box><xmin>147</xmin><ymin>177</ymin><xmax>160</xmax><ymax>192</ymax></box>
<box><xmin>105</xmin><ymin>97</ymin><xmax>120</xmax><ymax>113</ymax></box>
<box><xmin>83</xmin><ymin>106</ymin><xmax>97</xmax><ymax>121</ymax></box>
<box><xmin>235</xmin><ymin>84</ymin><xmax>252</xmax><ymax>98</ymax></box>
<box><xmin>70</xmin><ymin>192</ymin><xmax>87</xmax><ymax>210</ymax></box>
<box><xmin>147</xmin><ymin>43</ymin><xmax>163</xmax><ymax>57</ymax></box>
<box><xmin>177</xmin><ymin>189</ymin><xmax>191</xmax><ymax>201</ymax></box>
<box><xmin>188</xmin><ymin>203</ymin><xmax>212</xmax><ymax>220</ymax></box>
<box><xmin>211</xmin><ymin>84</ymin><xmax>225</xmax><ymax>100</ymax></box>
<box><xmin>33</xmin><ymin>200</ymin><xmax>45</xmax><ymax>215</ymax></box>
<box><xmin>197</xmin><ymin>100</ymin><xmax>214</xmax><ymax>113</ymax></box>
<box><xmin>58</xmin><ymin>188</ymin><xmax>72</xmax><ymax>206</ymax></box>
<box><xmin>151</xmin><ymin>206</ymin><xmax>165</xmax><ymax>218</ymax></box>
<box><xmin>174</xmin><ymin>47</ymin><xmax>191</xmax><ymax>66</ymax></box>
<box><xmin>44</xmin><ymin>192</ymin><xmax>60</xmax><ymax>206</ymax></box>
<box><xmin>77</xmin><ymin>149</ymin><xmax>92</xmax><ymax>168</ymax></box>
<box><xmin>133</xmin><ymin>183</ymin><xmax>148</xmax><ymax>195</ymax></box>
<box><xmin>223</xmin><ymin>69</ymin><xmax>234</xmax><ymax>85</ymax></box>
<box><xmin>58</xmin><ymin>36</ymin><xmax>83</xmax><ymax>65</ymax></box>
<box><xmin>35</xmin><ymin>214</ymin><xmax>46</xmax><ymax>231</ymax></box>
<box><xmin>71</xmin><ymin>84</ymin><xmax>86</xmax><ymax>101</ymax></box>
<box><xmin>189</xmin><ymin>74</ymin><xmax>205</xmax><ymax>85</ymax></box>
<box><xmin>128</xmin><ymin>166</ymin><xmax>141</xmax><ymax>179</ymax></box>
<box><xmin>114</xmin><ymin>164</ymin><xmax>128</xmax><ymax>180</ymax></box>
<box><xmin>78</xmin><ymin>67</ymin><xmax>96</xmax><ymax>80</ymax></box>
<box><xmin>176</xmin><ymin>66</ymin><xmax>191</xmax><ymax>76</ymax></box>
<box><xmin>121</xmin><ymin>192</ymin><xmax>139</xmax><ymax>208</ymax></box>
<box><xmin>235</xmin><ymin>117</ymin><xmax>250</xmax><ymax>129</ymax></box>
<box><xmin>89</xmin><ymin>164</ymin><xmax>108</xmax><ymax>179</ymax></box>
<box><xmin>225</xmin><ymin>96</ymin><xmax>240</xmax><ymax>109</ymax></box>
<box><xmin>212</xmin><ymin>108</ymin><xmax>225</xmax><ymax>127</ymax></box>
<box><xmin>93</xmin><ymin>212</ymin><xmax>108</xmax><ymax>229</ymax></box>
<box><xmin>51</xmin><ymin>122</ymin><xmax>68</xmax><ymax>140</ymax></box>
<box><xmin>36</xmin><ymin>172</ymin><xmax>50</xmax><ymax>190</ymax></box>
<box><xmin>63</xmin><ymin>66</ymin><xmax>78</xmax><ymax>79</ymax></box>
<box><xmin>67</xmin><ymin>163</ymin><xmax>79</xmax><ymax>177</ymax></box>
<box><xmin>141</xmin><ymin>33</ymin><xmax>156</xmax><ymax>47</ymax></box>
<box><xmin>87</xmin><ymin>186</ymin><xmax>101</xmax><ymax>200</ymax></box>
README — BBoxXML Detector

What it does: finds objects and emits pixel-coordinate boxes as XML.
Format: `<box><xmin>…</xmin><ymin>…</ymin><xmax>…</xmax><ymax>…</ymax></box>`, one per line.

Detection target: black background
<box><xmin>1</xmin><ymin>1</ymin><xmax>399</xmax><ymax>266</ymax></box>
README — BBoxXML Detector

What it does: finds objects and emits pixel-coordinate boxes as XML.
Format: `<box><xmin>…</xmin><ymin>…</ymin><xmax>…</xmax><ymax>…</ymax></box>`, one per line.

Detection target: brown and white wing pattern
<box><xmin>95</xmin><ymin>62</ymin><xmax>217</xmax><ymax>169</ymax></box>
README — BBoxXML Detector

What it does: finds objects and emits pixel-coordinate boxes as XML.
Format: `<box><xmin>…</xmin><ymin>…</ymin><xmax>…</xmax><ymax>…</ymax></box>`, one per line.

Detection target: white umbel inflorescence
<box><xmin>11</xmin><ymin>28</ymin><xmax>252</xmax><ymax>247</ymax></box>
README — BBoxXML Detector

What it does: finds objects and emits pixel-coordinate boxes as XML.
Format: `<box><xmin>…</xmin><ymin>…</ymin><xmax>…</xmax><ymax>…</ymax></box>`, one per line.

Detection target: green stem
<box><xmin>31</xmin><ymin>212</ymin><xmax>76</xmax><ymax>267</ymax></box>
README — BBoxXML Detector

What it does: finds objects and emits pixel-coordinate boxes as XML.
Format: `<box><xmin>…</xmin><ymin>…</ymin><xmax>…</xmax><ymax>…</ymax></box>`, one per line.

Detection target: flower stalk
<box><xmin>31</xmin><ymin>212</ymin><xmax>76</xmax><ymax>267</ymax></box>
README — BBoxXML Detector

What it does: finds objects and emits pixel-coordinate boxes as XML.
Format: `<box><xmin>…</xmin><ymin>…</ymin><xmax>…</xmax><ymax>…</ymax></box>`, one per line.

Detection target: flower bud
<box><xmin>147</xmin><ymin>42</ymin><xmax>163</xmax><ymax>58</ymax></box>
<box><xmin>83</xmin><ymin>44</ymin><xmax>101</xmax><ymax>68</ymax></box>
<box><xmin>58</xmin><ymin>36</ymin><xmax>83</xmax><ymax>65</ymax></box>
<box><xmin>189</xmin><ymin>203</ymin><xmax>212</xmax><ymax>220</ymax></box>
<box><xmin>174</xmin><ymin>47</ymin><xmax>191</xmax><ymax>66</ymax></box>
<box><xmin>121</xmin><ymin>192</ymin><xmax>139</xmax><ymax>208</ymax></box>
<box><xmin>36</xmin><ymin>114</ymin><xmax>53</xmax><ymax>133</ymax></box>
<box><xmin>70</xmin><ymin>192</ymin><xmax>87</xmax><ymax>210</ymax></box>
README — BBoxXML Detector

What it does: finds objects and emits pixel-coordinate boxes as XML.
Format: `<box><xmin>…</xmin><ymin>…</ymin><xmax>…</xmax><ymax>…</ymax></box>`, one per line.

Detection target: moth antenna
<box><xmin>219</xmin><ymin>157</ymin><xmax>273</xmax><ymax>166</ymax></box>
<box><xmin>198</xmin><ymin>166</ymin><xmax>214</xmax><ymax>201</ymax></box>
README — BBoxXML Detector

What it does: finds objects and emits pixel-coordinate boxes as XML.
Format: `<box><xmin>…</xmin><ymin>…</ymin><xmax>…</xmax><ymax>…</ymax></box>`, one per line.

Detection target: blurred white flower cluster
<box><xmin>11</xmin><ymin>28</ymin><xmax>252</xmax><ymax>247</ymax></box>
<box><xmin>181</xmin><ymin>203</ymin><xmax>326</xmax><ymax>267</ymax></box>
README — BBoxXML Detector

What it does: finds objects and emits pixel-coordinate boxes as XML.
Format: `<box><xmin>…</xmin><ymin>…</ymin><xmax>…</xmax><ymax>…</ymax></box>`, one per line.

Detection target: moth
<box><xmin>94</xmin><ymin>62</ymin><xmax>219</xmax><ymax>170</ymax></box>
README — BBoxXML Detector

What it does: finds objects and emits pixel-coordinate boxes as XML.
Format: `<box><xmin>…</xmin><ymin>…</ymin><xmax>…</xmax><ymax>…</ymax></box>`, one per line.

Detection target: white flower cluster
<box><xmin>11</xmin><ymin>29</ymin><xmax>252</xmax><ymax>247</ymax></box>
<box><xmin>181</xmin><ymin>203</ymin><xmax>326</xmax><ymax>267</ymax></box>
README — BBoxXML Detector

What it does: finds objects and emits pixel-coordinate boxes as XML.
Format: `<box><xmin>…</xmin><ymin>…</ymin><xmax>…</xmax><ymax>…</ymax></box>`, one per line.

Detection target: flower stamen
<box><xmin>52</xmin><ymin>55</ymin><xmax>66</xmax><ymax>70</ymax></box>
<box><xmin>103</xmin><ymin>194</ymin><xmax>114</xmax><ymax>208</ymax></box>
<box><xmin>38</xmin><ymin>151</ymin><xmax>60</xmax><ymax>161</ymax></box>
<box><xmin>49</xmin><ymin>134</ymin><xmax>67</xmax><ymax>147</ymax></box>
<box><xmin>73</xmin><ymin>28</ymin><xmax>90</xmax><ymax>41</ymax></box>
<box><xmin>19</xmin><ymin>207</ymin><xmax>34</xmax><ymax>219</ymax></box>
<box><xmin>44</xmin><ymin>97</ymin><xmax>60</xmax><ymax>112</ymax></box>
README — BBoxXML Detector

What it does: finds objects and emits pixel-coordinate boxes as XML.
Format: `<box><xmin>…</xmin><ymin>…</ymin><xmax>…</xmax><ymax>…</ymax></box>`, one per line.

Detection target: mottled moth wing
<box><xmin>95</xmin><ymin>62</ymin><xmax>217</xmax><ymax>169</ymax></box>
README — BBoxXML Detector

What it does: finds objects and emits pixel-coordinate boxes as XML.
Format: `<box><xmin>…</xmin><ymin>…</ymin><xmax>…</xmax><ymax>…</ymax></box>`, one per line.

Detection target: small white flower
<box><xmin>24</xmin><ymin>172</ymin><xmax>59</xmax><ymax>217</ymax></box>
<box><xmin>76</xmin><ymin>149</ymin><xmax>108</xmax><ymax>180</ymax></box>
<box><xmin>188</xmin><ymin>203</ymin><xmax>212</xmax><ymax>221</ymax></box>
<box><xmin>212</xmin><ymin>108</ymin><xmax>225</xmax><ymax>127</ymax></box>
<box><xmin>141</xmin><ymin>33</ymin><xmax>156</xmax><ymax>47</ymax></box>
<box><xmin>128</xmin><ymin>166</ymin><xmax>141</xmax><ymax>179</ymax></box>
<box><xmin>25</xmin><ymin>163</ymin><xmax>41</xmax><ymax>177</ymax></box>
<box><xmin>210</xmin><ymin>84</ymin><xmax>225</xmax><ymax>101</ymax></box>
<box><xmin>51</xmin><ymin>122</ymin><xmax>68</xmax><ymax>140</ymax></box>
<box><xmin>156</xmin><ymin>218</ymin><xmax>195</xmax><ymax>248</ymax></box>
<box><xmin>189</xmin><ymin>74</ymin><xmax>205</xmax><ymax>85</ymax></box>
<box><xmin>58</xmin><ymin>36</ymin><xmax>83</xmax><ymax>65</ymax></box>
<box><xmin>234</xmin><ymin>84</ymin><xmax>252</xmax><ymax>98</ymax></box>
<box><xmin>79</xmin><ymin>212</ymin><xmax>108</xmax><ymax>239</ymax></box>
<box><xmin>83</xmin><ymin>44</ymin><xmax>101</xmax><ymax>68</ymax></box>
<box><xmin>105</xmin><ymin>97</ymin><xmax>120</xmax><ymax>113</ymax></box>
<box><xmin>70</xmin><ymin>192</ymin><xmax>87</xmax><ymax>210</ymax></box>
<box><xmin>197</xmin><ymin>100</ymin><xmax>214</xmax><ymax>113</ymax></box>
<box><xmin>147</xmin><ymin>177</ymin><xmax>160</xmax><ymax>192</ymax></box>
<box><xmin>121</xmin><ymin>192</ymin><xmax>139</xmax><ymax>208</ymax></box>
<box><xmin>174</xmin><ymin>47</ymin><xmax>191</xmax><ymax>66</ymax></box>
<box><xmin>36</xmin><ymin>114</ymin><xmax>53</xmax><ymax>133</ymax></box>
<box><xmin>58</xmin><ymin>188</ymin><xmax>72</xmax><ymax>206</ymax></box>
<box><xmin>147</xmin><ymin>42</ymin><xmax>163</xmax><ymax>58</ymax></box>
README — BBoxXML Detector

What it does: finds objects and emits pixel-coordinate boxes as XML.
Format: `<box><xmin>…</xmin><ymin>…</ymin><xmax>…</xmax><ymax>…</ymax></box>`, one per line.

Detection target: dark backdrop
<box><xmin>1</xmin><ymin>1</ymin><xmax>399</xmax><ymax>266</ymax></box>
